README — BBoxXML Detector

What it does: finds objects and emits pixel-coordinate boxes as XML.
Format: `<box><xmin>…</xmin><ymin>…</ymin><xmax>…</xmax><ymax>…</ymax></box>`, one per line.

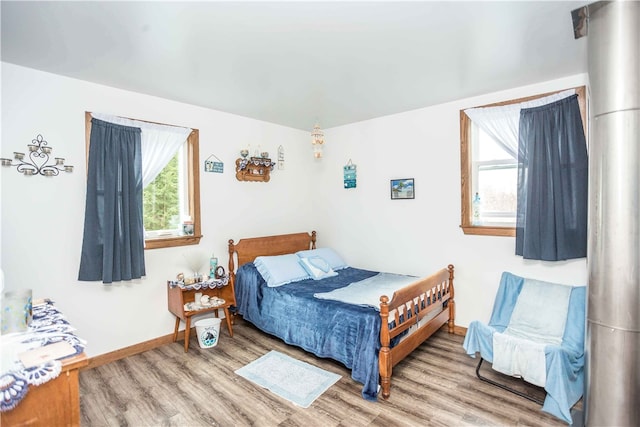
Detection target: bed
<box><xmin>227</xmin><ymin>231</ymin><xmax>455</xmax><ymax>400</ymax></box>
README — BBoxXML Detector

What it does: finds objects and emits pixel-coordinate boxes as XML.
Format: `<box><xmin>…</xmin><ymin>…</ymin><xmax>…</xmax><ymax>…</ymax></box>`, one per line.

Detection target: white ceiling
<box><xmin>1</xmin><ymin>1</ymin><xmax>588</xmax><ymax>130</ymax></box>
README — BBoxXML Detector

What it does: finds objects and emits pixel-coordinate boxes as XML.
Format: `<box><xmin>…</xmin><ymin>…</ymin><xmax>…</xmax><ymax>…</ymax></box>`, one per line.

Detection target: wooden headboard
<box><xmin>228</xmin><ymin>231</ymin><xmax>317</xmax><ymax>275</ymax></box>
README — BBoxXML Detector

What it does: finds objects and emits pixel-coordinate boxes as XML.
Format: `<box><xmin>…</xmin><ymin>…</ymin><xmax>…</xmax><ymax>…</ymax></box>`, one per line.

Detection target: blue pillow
<box><xmin>254</xmin><ymin>254</ymin><xmax>310</xmax><ymax>287</ymax></box>
<box><xmin>299</xmin><ymin>256</ymin><xmax>338</xmax><ymax>280</ymax></box>
<box><xmin>296</xmin><ymin>248</ymin><xmax>349</xmax><ymax>271</ymax></box>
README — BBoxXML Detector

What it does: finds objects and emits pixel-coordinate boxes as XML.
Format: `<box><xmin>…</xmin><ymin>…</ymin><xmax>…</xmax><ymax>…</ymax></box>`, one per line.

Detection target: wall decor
<box><xmin>343</xmin><ymin>159</ymin><xmax>357</xmax><ymax>189</ymax></box>
<box><xmin>390</xmin><ymin>178</ymin><xmax>415</xmax><ymax>200</ymax></box>
<box><xmin>0</xmin><ymin>134</ymin><xmax>73</xmax><ymax>176</ymax></box>
<box><xmin>235</xmin><ymin>156</ymin><xmax>274</xmax><ymax>182</ymax></box>
<box><xmin>277</xmin><ymin>145</ymin><xmax>285</xmax><ymax>170</ymax></box>
<box><xmin>311</xmin><ymin>123</ymin><xmax>324</xmax><ymax>159</ymax></box>
<box><xmin>204</xmin><ymin>154</ymin><xmax>224</xmax><ymax>173</ymax></box>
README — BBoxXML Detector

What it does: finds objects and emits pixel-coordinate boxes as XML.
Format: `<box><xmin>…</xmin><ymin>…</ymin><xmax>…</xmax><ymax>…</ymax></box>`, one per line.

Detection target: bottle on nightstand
<box><xmin>209</xmin><ymin>254</ymin><xmax>218</xmax><ymax>278</ymax></box>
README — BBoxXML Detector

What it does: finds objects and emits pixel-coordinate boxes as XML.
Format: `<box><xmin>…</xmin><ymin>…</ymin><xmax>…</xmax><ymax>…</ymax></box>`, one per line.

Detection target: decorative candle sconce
<box><xmin>0</xmin><ymin>134</ymin><xmax>73</xmax><ymax>177</ymax></box>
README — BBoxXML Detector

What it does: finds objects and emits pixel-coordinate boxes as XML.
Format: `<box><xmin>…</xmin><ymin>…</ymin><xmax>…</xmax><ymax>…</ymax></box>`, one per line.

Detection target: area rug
<box><xmin>234</xmin><ymin>350</ymin><xmax>341</xmax><ymax>408</ymax></box>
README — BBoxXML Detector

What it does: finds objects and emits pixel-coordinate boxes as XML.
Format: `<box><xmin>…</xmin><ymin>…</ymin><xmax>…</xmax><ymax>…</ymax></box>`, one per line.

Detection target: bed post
<box><xmin>311</xmin><ymin>230</ymin><xmax>317</xmax><ymax>249</ymax></box>
<box><xmin>226</xmin><ymin>239</ymin><xmax>238</xmax><ymax>324</ymax></box>
<box><xmin>228</xmin><ymin>239</ymin><xmax>236</xmax><ymax>286</ymax></box>
<box><xmin>379</xmin><ymin>295</ymin><xmax>392</xmax><ymax>399</ymax></box>
<box><xmin>447</xmin><ymin>264</ymin><xmax>455</xmax><ymax>333</ymax></box>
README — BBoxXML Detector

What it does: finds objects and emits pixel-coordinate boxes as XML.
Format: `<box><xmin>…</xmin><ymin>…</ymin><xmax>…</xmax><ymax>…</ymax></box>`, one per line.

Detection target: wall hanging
<box><xmin>343</xmin><ymin>159</ymin><xmax>357</xmax><ymax>189</ymax></box>
<box><xmin>390</xmin><ymin>178</ymin><xmax>415</xmax><ymax>199</ymax></box>
<box><xmin>311</xmin><ymin>123</ymin><xmax>324</xmax><ymax>159</ymax></box>
<box><xmin>0</xmin><ymin>134</ymin><xmax>73</xmax><ymax>176</ymax></box>
<box><xmin>277</xmin><ymin>145</ymin><xmax>285</xmax><ymax>170</ymax></box>
<box><xmin>204</xmin><ymin>154</ymin><xmax>224</xmax><ymax>173</ymax></box>
<box><xmin>235</xmin><ymin>152</ymin><xmax>274</xmax><ymax>182</ymax></box>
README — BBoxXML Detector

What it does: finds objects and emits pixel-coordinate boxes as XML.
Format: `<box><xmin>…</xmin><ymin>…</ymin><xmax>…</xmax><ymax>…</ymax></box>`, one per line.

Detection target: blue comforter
<box><xmin>234</xmin><ymin>263</ymin><xmax>381</xmax><ymax>400</ymax></box>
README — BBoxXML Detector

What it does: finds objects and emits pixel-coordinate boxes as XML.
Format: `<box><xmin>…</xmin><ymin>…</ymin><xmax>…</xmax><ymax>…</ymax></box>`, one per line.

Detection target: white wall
<box><xmin>1</xmin><ymin>62</ymin><xmax>315</xmax><ymax>356</ymax></box>
<box><xmin>312</xmin><ymin>73</ymin><xmax>589</xmax><ymax>329</ymax></box>
<box><xmin>1</xmin><ymin>62</ymin><xmax>589</xmax><ymax>357</ymax></box>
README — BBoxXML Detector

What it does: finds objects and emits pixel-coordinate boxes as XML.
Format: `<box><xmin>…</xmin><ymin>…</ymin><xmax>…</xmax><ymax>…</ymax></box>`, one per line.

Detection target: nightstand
<box><xmin>167</xmin><ymin>276</ymin><xmax>235</xmax><ymax>352</ymax></box>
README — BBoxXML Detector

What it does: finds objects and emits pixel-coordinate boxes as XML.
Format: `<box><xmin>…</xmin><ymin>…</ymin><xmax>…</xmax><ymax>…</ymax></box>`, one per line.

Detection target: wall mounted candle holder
<box><xmin>0</xmin><ymin>134</ymin><xmax>73</xmax><ymax>177</ymax></box>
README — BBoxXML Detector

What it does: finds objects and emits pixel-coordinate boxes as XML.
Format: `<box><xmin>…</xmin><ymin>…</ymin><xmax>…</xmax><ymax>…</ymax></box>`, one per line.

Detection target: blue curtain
<box><xmin>78</xmin><ymin>118</ymin><xmax>146</xmax><ymax>283</ymax></box>
<box><xmin>516</xmin><ymin>94</ymin><xmax>588</xmax><ymax>261</ymax></box>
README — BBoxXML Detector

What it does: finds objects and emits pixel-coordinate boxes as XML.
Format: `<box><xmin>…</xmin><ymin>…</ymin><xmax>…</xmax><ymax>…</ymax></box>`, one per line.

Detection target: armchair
<box><xmin>463</xmin><ymin>272</ymin><xmax>586</xmax><ymax>424</ymax></box>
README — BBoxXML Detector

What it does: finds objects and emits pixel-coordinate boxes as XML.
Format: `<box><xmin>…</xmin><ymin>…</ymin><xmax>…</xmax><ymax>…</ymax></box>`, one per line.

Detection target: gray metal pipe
<box><xmin>586</xmin><ymin>1</ymin><xmax>640</xmax><ymax>426</ymax></box>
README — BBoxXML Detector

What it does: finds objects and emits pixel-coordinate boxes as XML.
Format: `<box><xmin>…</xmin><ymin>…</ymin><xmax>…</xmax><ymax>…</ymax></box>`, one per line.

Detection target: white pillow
<box><xmin>299</xmin><ymin>256</ymin><xmax>338</xmax><ymax>280</ymax></box>
<box><xmin>296</xmin><ymin>248</ymin><xmax>349</xmax><ymax>271</ymax></box>
<box><xmin>254</xmin><ymin>254</ymin><xmax>310</xmax><ymax>287</ymax></box>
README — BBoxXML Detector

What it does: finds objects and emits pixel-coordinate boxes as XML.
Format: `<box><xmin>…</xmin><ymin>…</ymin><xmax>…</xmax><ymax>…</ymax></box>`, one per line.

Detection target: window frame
<box><xmin>85</xmin><ymin>112</ymin><xmax>201</xmax><ymax>249</ymax></box>
<box><xmin>459</xmin><ymin>86</ymin><xmax>586</xmax><ymax>237</ymax></box>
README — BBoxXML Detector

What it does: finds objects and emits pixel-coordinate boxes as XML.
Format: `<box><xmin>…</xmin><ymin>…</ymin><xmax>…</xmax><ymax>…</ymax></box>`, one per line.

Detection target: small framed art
<box><xmin>390</xmin><ymin>178</ymin><xmax>414</xmax><ymax>200</ymax></box>
<box><xmin>204</xmin><ymin>154</ymin><xmax>224</xmax><ymax>173</ymax></box>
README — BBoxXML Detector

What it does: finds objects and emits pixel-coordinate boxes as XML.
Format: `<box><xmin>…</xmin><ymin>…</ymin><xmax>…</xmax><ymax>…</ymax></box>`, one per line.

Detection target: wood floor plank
<box><xmin>80</xmin><ymin>319</ymin><xmax>576</xmax><ymax>426</ymax></box>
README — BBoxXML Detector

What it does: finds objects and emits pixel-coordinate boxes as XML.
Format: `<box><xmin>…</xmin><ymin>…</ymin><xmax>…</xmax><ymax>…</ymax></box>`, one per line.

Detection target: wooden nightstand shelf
<box><xmin>235</xmin><ymin>157</ymin><xmax>274</xmax><ymax>182</ymax></box>
<box><xmin>167</xmin><ymin>277</ymin><xmax>236</xmax><ymax>352</ymax></box>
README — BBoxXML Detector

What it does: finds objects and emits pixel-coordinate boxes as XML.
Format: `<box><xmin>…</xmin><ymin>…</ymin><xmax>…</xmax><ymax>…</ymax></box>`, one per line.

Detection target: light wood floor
<box><xmin>79</xmin><ymin>318</ymin><xmax>578</xmax><ymax>426</ymax></box>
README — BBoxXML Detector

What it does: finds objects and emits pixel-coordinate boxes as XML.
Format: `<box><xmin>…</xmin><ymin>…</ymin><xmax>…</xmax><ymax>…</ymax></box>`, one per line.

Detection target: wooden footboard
<box><xmin>378</xmin><ymin>264</ymin><xmax>455</xmax><ymax>399</ymax></box>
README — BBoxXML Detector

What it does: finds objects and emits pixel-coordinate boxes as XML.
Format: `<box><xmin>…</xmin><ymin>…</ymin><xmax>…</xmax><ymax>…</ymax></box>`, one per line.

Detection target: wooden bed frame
<box><xmin>228</xmin><ymin>231</ymin><xmax>455</xmax><ymax>399</ymax></box>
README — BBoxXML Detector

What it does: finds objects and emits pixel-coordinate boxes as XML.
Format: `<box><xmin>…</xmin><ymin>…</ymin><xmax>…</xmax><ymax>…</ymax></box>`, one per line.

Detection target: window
<box><xmin>85</xmin><ymin>112</ymin><xmax>201</xmax><ymax>249</ymax></box>
<box><xmin>143</xmin><ymin>154</ymin><xmax>180</xmax><ymax>234</ymax></box>
<box><xmin>472</xmin><ymin>126</ymin><xmax>517</xmax><ymax>226</ymax></box>
<box><xmin>460</xmin><ymin>86</ymin><xmax>586</xmax><ymax>237</ymax></box>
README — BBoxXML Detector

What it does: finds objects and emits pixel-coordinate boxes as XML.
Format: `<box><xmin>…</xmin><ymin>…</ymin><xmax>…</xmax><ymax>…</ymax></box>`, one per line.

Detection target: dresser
<box><xmin>0</xmin><ymin>352</ymin><xmax>87</xmax><ymax>426</ymax></box>
<box><xmin>0</xmin><ymin>298</ymin><xmax>87</xmax><ymax>426</ymax></box>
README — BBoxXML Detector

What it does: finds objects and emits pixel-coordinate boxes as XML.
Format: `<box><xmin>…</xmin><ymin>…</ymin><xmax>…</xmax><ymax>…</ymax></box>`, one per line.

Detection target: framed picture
<box><xmin>390</xmin><ymin>178</ymin><xmax>415</xmax><ymax>200</ymax></box>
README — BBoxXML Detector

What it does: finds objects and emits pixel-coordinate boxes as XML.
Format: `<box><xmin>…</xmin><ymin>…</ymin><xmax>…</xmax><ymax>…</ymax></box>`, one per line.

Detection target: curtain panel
<box><xmin>78</xmin><ymin>119</ymin><xmax>146</xmax><ymax>283</ymax></box>
<box><xmin>90</xmin><ymin>112</ymin><xmax>191</xmax><ymax>187</ymax></box>
<box><xmin>464</xmin><ymin>89</ymin><xmax>575</xmax><ymax>160</ymax></box>
<box><xmin>516</xmin><ymin>94</ymin><xmax>588</xmax><ymax>261</ymax></box>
